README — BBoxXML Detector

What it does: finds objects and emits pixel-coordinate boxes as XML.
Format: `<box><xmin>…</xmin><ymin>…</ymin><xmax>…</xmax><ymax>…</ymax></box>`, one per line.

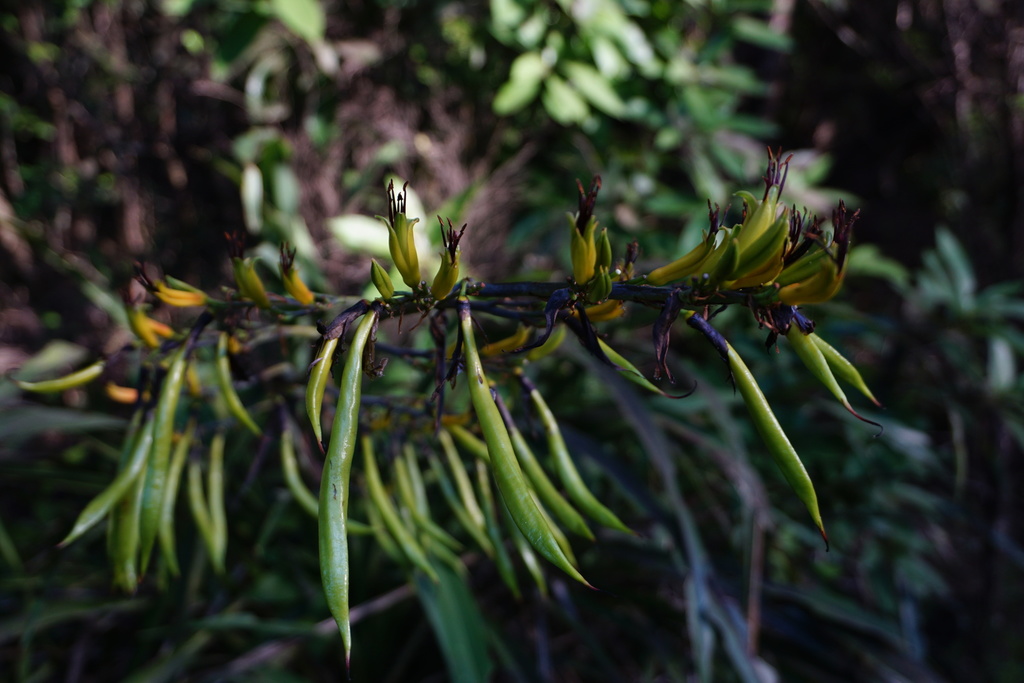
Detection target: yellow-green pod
<box><xmin>810</xmin><ymin>333</ymin><xmax>881</xmax><ymax>407</ymax></box>
<box><xmin>446</xmin><ymin>424</ymin><xmax>491</xmax><ymax>464</ymax></box>
<box><xmin>458</xmin><ymin>299</ymin><xmax>591</xmax><ymax>587</ymax></box>
<box><xmin>437</xmin><ymin>430</ymin><xmax>488</xmax><ymax>532</ymax></box>
<box><xmin>207</xmin><ymin>431</ymin><xmax>228</xmax><ymax>573</ymax></box>
<box><xmin>214</xmin><ymin>332</ymin><xmax>262</xmax><ymax>436</ymax></box>
<box><xmin>109</xmin><ymin>454</ymin><xmax>147</xmax><ymax>594</ymax></box>
<box><xmin>361</xmin><ymin>436</ymin><xmax>439</xmax><ymax>581</ymax></box>
<box><xmin>786</xmin><ymin>327</ymin><xmax>855</xmax><ymax>414</ymax></box>
<box><xmin>498</xmin><ymin>399</ymin><xmax>593</xmax><ymax>540</ymax></box>
<box><xmin>139</xmin><ymin>346</ymin><xmax>189</xmax><ymax>575</ymax></box>
<box><xmin>370</xmin><ymin>259</ymin><xmax>396</xmax><ymax>301</ymax></box>
<box><xmin>726</xmin><ymin>342</ymin><xmax>828</xmax><ymax>547</ymax></box>
<box><xmin>393</xmin><ymin>452</ymin><xmax>463</xmax><ymax>553</ymax></box>
<box><xmin>158</xmin><ymin>419</ymin><xmax>195</xmax><ymax>577</ymax></box>
<box><xmin>428</xmin><ymin>455</ymin><xmax>495</xmax><ymax>556</ymax></box>
<box><xmin>61</xmin><ymin>417</ymin><xmax>157</xmax><ymax>548</ymax></box>
<box><xmin>497</xmin><ymin>493</ymin><xmax>548</xmax><ymax>599</ymax></box>
<box><xmin>231</xmin><ymin>256</ymin><xmax>272</xmax><ymax>309</ymax></box>
<box><xmin>474</xmin><ymin>459</ymin><xmax>521</xmax><ymax>599</ymax></box>
<box><xmin>186</xmin><ymin>457</ymin><xmax>218</xmax><ymax>573</ymax></box>
<box><xmin>319</xmin><ymin>308</ymin><xmax>378</xmax><ymax>666</ymax></box>
<box><xmin>15</xmin><ymin>359</ymin><xmax>105</xmax><ymax>394</ymax></box>
<box><xmin>597</xmin><ymin>339</ymin><xmax>668</xmax><ymax>397</ymax></box>
<box><xmin>305</xmin><ymin>337</ymin><xmax>339</xmax><ymax>447</ymax></box>
<box><xmin>365</xmin><ymin>498</ymin><xmax>404</xmax><ymax>564</ymax></box>
<box><xmin>281</xmin><ymin>419</ymin><xmax>319</xmax><ymax>518</ymax></box>
<box><xmin>526</xmin><ymin>382</ymin><xmax>631</xmax><ymax>534</ymax></box>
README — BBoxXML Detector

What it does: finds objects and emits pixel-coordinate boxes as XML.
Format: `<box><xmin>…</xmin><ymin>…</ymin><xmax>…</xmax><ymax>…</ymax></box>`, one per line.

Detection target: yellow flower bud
<box><xmin>279</xmin><ymin>245</ymin><xmax>315</xmax><ymax>305</ymax></box>
<box><xmin>232</xmin><ymin>256</ymin><xmax>272</xmax><ymax>309</ymax></box>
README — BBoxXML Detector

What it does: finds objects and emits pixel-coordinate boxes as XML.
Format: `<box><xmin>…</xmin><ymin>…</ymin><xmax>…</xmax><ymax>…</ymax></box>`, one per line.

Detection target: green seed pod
<box><xmin>15</xmin><ymin>359</ymin><xmax>106</xmax><ymax>394</ymax></box>
<box><xmin>525</xmin><ymin>379</ymin><xmax>631</xmax><ymax>534</ymax></box>
<box><xmin>587</xmin><ymin>265</ymin><xmax>612</xmax><ymax>303</ymax></box>
<box><xmin>569</xmin><ymin>213</ymin><xmax>598</xmax><ymax>285</ymax></box>
<box><xmin>370</xmin><ymin>259</ymin><xmax>396</xmax><ymax>301</ymax></box>
<box><xmin>361</xmin><ymin>435</ymin><xmax>439</xmax><ymax>581</ymax></box>
<box><xmin>727</xmin><ymin>342</ymin><xmax>828</xmax><ymax>547</ymax></box>
<box><xmin>157</xmin><ymin>419</ymin><xmax>195</xmax><ymax>577</ymax></box>
<box><xmin>595</xmin><ymin>227</ymin><xmax>612</xmax><ymax>270</ymax></box>
<box><xmin>62</xmin><ymin>416</ymin><xmax>157</xmax><ymax>548</ymax></box>
<box><xmin>281</xmin><ymin>417</ymin><xmax>319</xmax><ymax>518</ymax></box>
<box><xmin>458</xmin><ymin>299</ymin><xmax>592</xmax><ymax>587</ymax></box>
<box><xmin>306</xmin><ymin>337</ymin><xmax>339</xmax><ymax>448</ymax></box>
<box><xmin>214</xmin><ymin>332</ymin><xmax>261</xmax><ymax>436</ymax></box>
<box><xmin>231</xmin><ymin>257</ymin><xmax>272</xmax><ymax>309</ymax></box>
<box><xmin>319</xmin><ymin>308</ymin><xmax>379</xmax><ymax>666</ymax></box>
<box><xmin>810</xmin><ymin>333</ymin><xmax>882</xmax><ymax>407</ymax></box>
<box><xmin>139</xmin><ymin>346</ymin><xmax>189</xmax><ymax>575</ymax></box>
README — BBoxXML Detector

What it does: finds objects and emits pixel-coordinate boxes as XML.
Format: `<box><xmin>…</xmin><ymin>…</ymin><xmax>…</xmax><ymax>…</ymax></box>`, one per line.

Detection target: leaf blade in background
<box><xmin>415</xmin><ymin>561</ymin><xmax>493</xmax><ymax>683</ymax></box>
<box><xmin>269</xmin><ymin>0</ymin><xmax>325</xmax><ymax>45</ymax></box>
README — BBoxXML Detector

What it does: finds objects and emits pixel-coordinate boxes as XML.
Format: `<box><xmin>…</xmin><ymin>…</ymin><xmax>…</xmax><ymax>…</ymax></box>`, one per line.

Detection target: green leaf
<box><xmin>681</xmin><ymin>85</ymin><xmax>719</xmax><ymax>130</ymax></box>
<box><xmin>271</xmin><ymin>164</ymin><xmax>301</xmax><ymax>216</ymax></box>
<box><xmin>936</xmin><ymin>228</ymin><xmax>976</xmax><ymax>309</ymax></box>
<box><xmin>0</xmin><ymin>406</ymin><xmax>126</xmax><ymax>446</ymax></box>
<box><xmin>241</xmin><ymin>163</ymin><xmax>264</xmax><ymax>234</ymax></box>
<box><xmin>493</xmin><ymin>52</ymin><xmax>547</xmax><ymax>115</ymax></box>
<box><xmin>846</xmin><ymin>244</ymin><xmax>911</xmax><ymax>291</ymax></box>
<box><xmin>732</xmin><ymin>16</ymin><xmax>793</xmax><ymax>52</ymax></box>
<box><xmin>269</xmin><ymin>0</ymin><xmax>325</xmax><ymax>45</ymax></box>
<box><xmin>415</xmin><ymin>561</ymin><xmax>493</xmax><ymax>683</ymax></box>
<box><xmin>328</xmin><ymin>214</ymin><xmax>390</xmax><ymax>257</ymax></box>
<box><xmin>542</xmin><ymin>74</ymin><xmax>590</xmax><ymax>125</ymax></box>
<box><xmin>562</xmin><ymin>61</ymin><xmax>626</xmax><ymax>117</ymax></box>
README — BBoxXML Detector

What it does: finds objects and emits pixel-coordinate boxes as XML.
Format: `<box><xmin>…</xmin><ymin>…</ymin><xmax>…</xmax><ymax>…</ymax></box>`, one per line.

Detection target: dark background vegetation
<box><xmin>1</xmin><ymin>1</ymin><xmax>1023</xmax><ymax>681</ymax></box>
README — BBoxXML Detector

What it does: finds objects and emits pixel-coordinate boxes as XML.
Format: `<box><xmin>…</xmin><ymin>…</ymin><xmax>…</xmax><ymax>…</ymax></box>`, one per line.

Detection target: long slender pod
<box><xmin>428</xmin><ymin>455</ymin><xmax>495</xmax><ymax>556</ymax></box>
<box><xmin>15</xmin><ymin>359</ymin><xmax>105</xmax><ymax>393</ymax></box>
<box><xmin>523</xmin><ymin>376</ymin><xmax>631</xmax><ymax>534</ymax></box>
<box><xmin>157</xmin><ymin>419</ymin><xmax>195</xmax><ymax>577</ymax></box>
<box><xmin>810</xmin><ymin>333</ymin><xmax>882</xmax><ymax>406</ymax></box>
<box><xmin>215</xmin><ymin>332</ymin><xmax>262</xmax><ymax>436</ymax></box>
<box><xmin>139</xmin><ymin>347</ymin><xmax>188</xmax><ymax>574</ymax></box>
<box><xmin>493</xmin><ymin>392</ymin><xmax>593</xmax><ymax>540</ymax></box>
<box><xmin>207</xmin><ymin>431</ymin><xmax>228</xmax><ymax>573</ymax></box>
<box><xmin>727</xmin><ymin>342</ymin><xmax>829</xmax><ymax>547</ymax></box>
<box><xmin>62</xmin><ymin>417</ymin><xmax>158</xmax><ymax>547</ymax></box>
<box><xmin>319</xmin><ymin>305</ymin><xmax>377</xmax><ymax>667</ymax></box>
<box><xmin>362</xmin><ymin>435</ymin><xmax>440</xmax><ymax>580</ymax></box>
<box><xmin>280</xmin><ymin>416</ymin><xmax>319</xmax><ymax>517</ymax></box>
<box><xmin>457</xmin><ymin>299</ymin><xmax>591</xmax><ymax>586</ymax></box>
<box><xmin>187</xmin><ymin>456</ymin><xmax>216</xmax><ymax>569</ymax></box>
<box><xmin>306</xmin><ymin>337</ymin><xmax>339</xmax><ymax>447</ymax></box>
<box><xmin>109</xmin><ymin>454</ymin><xmax>147</xmax><ymax>593</ymax></box>
<box><xmin>475</xmin><ymin>459</ymin><xmax>521</xmax><ymax>599</ymax></box>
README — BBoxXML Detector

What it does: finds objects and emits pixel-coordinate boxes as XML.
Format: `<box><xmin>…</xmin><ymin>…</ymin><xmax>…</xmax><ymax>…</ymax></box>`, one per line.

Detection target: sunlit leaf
<box><xmin>270</xmin><ymin>0</ymin><xmax>325</xmax><ymax>45</ymax></box>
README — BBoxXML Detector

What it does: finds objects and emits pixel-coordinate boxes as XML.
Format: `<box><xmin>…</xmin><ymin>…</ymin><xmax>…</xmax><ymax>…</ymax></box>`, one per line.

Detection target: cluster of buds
<box><xmin>567</xmin><ymin>177</ymin><xmax>615</xmax><ymax>303</ymax></box>
<box><xmin>643</xmin><ymin>151</ymin><xmax>854</xmax><ymax>308</ymax></box>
